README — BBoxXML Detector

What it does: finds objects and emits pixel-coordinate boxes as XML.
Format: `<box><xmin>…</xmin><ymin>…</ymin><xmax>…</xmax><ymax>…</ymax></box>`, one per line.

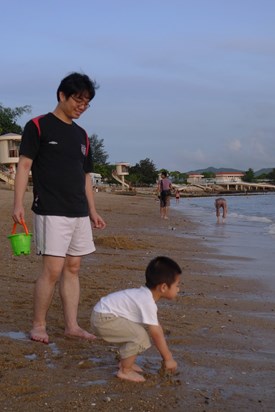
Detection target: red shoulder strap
<box><xmin>32</xmin><ymin>115</ymin><xmax>45</xmax><ymax>137</ymax></box>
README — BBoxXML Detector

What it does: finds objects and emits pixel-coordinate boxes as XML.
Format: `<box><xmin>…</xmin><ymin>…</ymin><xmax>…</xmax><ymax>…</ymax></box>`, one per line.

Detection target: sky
<box><xmin>1</xmin><ymin>0</ymin><xmax>275</xmax><ymax>173</ymax></box>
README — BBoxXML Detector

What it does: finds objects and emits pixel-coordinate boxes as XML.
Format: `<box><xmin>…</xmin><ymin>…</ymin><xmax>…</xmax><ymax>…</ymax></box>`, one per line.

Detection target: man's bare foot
<box><xmin>64</xmin><ymin>327</ymin><xmax>96</xmax><ymax>341</ymax></box>
<box><xmin>118</xmin><ymin>362</ymin><xmax>143</xmax><ymax>373</ymax></box>
<box><xmin>117</xmin><ymin>369</ymin><xmax>145</xmax><ymax>382</ymax></box>
<box><xmin>30</xmin><ymin>326</ymin><xmax>49</xmax><ymax>344</ymax></box>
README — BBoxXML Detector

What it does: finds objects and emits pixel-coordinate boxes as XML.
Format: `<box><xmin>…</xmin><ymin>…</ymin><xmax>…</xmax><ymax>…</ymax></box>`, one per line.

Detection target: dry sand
<box><xmin>0</xmin><ymin>188</ymin><xmax>274</xmax><ymax>411</ymax></box>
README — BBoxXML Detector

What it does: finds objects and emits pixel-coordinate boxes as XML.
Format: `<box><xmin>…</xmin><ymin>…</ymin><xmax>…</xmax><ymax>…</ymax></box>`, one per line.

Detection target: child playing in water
<box><xmin>91</xmin><ymin>256</ymin><xmax>181</xmax><ymax>382</ymax></box>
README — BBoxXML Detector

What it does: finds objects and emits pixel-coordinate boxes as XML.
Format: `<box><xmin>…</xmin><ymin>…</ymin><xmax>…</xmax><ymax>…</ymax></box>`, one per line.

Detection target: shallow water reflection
<box><xmin>0</xmin><ymin>331</ymin><xmax>27</xmax><ymax>340</ymax></box>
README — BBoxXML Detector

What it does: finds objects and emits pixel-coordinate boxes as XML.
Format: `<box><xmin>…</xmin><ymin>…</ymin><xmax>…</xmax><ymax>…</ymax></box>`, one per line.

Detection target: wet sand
<box><xmin>0</xmin><ymin>188</ymin><xmax>274</xmax><ymax>411</ymax></box>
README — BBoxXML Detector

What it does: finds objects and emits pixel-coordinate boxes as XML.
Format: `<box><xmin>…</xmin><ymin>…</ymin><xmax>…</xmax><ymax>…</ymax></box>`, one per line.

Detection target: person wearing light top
<box><xmin>91</xmin><ymin>256</ymin><xmax>182</xmax><ymax>383</ymax></box>
<box><xmin>157</xmin><ymin>171</ymin><xmax>172</xmax><ymax>219</ymax></box>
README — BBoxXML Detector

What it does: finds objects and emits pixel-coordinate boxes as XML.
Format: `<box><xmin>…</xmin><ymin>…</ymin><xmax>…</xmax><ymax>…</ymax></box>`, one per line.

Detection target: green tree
<box><xmin>159</xmin><ymin>168</ymin><xmax>169</xmax><ymax>176</ymax></box>
<box><xmin>88</xmin><ymin>134</ymin><xmax>109</xmax><ymax>172</ymax></box>
<box><xmin>267</xmin><ymin>168</ymin><xmax>275</xmax><ymax>183</ymax></box>
<box><xmin>169</xmin><ymin>171</ymin><xmax>187</xmax><ymax>183</ymax></box>
<box><xmin>203</xmin><ymin>171</ymin><xmax>215</xmax><ymax>179</ymax></box>
<box><xmin>243</xmin><ymin>168</ymin><xmax>255</xmax><ymax>182</ymax></box>
<box><xmin>178</xmin><ymin>172</ymin><xmax>188</xmax><ymax>183</ymax></box>
<box><xmin>0</xmin><ymin>104</ymin><xmax>31</xmax><ymax>135</ymax></box>
<box><xmin>95</xmin><ymin>163</ymin><xmax>114</xmax><ymax>182</ymax></box>
<box><xmin>256</xmin><ymin>173</ymin><xmax>268</xmax><ymax>180</ymax></box>
<box><xmin>128</xmin><ymin>158</ymin><xmax>158</xmax><ymax>186</ymax></box>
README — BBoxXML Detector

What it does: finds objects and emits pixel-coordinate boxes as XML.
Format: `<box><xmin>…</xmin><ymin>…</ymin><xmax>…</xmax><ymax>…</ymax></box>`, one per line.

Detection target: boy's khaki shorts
<box><xmin>91</xmin><ymin>311</ymin><xmax>151</xmax><ymax>359</ymax></box>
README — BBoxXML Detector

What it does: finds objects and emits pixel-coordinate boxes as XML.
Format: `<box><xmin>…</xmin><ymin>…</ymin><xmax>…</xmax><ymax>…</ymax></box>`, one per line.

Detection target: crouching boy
<box><xmin>91</xmin><ymin>256</ymin><xmax>181</xmax><ymax>382</ymax></box>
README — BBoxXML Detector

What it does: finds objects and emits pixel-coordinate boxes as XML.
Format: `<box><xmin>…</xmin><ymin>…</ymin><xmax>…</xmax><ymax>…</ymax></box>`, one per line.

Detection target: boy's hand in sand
<box><xmin>164</xmin><ymin>358</ymin><xmax>177</xmax><ymax>372</ymax></box>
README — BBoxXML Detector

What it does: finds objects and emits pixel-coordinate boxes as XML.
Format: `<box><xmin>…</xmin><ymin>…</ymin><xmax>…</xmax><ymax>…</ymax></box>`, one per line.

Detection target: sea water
<box><xmin>172</xmin><ymin>193</ymin><xmax>275</xmax><ymax>292</ymax></box>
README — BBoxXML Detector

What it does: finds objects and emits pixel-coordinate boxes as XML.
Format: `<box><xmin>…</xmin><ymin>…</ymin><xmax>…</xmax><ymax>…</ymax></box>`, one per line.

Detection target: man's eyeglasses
<box><xmin>70</xmin><ymin>95</ymin><xmax>91</xmax><ymax>109</ymax></box>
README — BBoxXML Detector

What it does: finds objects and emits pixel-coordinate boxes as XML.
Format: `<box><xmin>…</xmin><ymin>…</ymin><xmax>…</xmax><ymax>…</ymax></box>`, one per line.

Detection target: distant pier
<box><xmin>173</xmin><ymin>181</ymin><xmax>275</xmax><ymax>195</ymax></box>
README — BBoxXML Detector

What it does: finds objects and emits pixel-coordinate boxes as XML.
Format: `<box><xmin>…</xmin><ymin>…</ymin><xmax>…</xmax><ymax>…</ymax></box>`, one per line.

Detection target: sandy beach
<box><xmin>0</xmin><ymin>188</ymin><xmax>274</xmax><ymax>411</ymax></box>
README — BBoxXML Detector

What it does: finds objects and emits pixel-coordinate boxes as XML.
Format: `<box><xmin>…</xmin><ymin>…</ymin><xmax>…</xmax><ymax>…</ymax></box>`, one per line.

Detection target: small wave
<box><xmin>268</xmin><ymin>224</ymin><xmax>275</xmax><ymax>235</ymax></box>
<box><xmin>245</xmin><ymin>216</ymin><xmax>272</xmax><ymax>223</ymax></box>
<box><xmin>229</xmin><ymin>212</ymin><xmax>272</xmax><ymax>223</ymax></box>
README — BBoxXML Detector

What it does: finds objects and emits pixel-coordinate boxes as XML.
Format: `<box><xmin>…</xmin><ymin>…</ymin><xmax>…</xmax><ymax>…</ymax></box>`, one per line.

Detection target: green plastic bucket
<box><xmin>8</xmin><ymin>221</ymin><xmax>32</xmax><ymax>256</ymax></box>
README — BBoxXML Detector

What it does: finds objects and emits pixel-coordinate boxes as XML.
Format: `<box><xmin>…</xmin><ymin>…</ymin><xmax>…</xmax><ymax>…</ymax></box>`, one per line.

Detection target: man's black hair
<box><xmin>56</xmin><ymin>72</ymin><xmax>99</xmax><ymax>102</ymax></box>
<box><xmin>145</xmin><ymin>256</ymin><xmax>181</xmax><ymax>289</ymax></box>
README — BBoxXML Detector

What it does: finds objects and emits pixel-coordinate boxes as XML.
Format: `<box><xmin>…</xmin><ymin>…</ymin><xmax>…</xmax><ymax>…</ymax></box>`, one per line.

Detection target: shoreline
<box><xmin>172</xmin><ymin>193</ymin><xmax>275</xmax><ymax>296</ymax></box>
<box><xmin>0</xmin><ymin>190</ymin><xmax>275</xmax><ymax>411</ymax></box>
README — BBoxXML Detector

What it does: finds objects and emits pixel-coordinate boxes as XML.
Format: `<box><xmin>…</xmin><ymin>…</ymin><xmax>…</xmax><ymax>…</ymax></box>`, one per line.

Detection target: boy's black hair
<box><xmin>56</xmin><ymin>72</ymin><xmax>99</xmax><ymax>102</ymax></box>
<box><xmin>145</xmin><ymin>256</ymin><xmax>181</xmax><ymax>289</ymax></box>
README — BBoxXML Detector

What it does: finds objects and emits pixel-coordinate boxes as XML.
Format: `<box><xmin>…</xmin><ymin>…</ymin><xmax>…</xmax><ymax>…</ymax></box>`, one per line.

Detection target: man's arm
<box><xmin>12</xmin><ymin>155</ymin><xmax>33</xmax><ymax>223</ymax></box>
<box><xmin>224</xmin><ymin>201</ymin><xmax>228</xmax><ymax>213</ymax></box>
<box><xmin>148</xmin><ymin>324</ymin><xmax>177</xmax><ymax>371</ymax></box>
<box><xmin>85</xmin><ymin>174</ymin><xmax>106</xmax><ymax>229</ymax></box>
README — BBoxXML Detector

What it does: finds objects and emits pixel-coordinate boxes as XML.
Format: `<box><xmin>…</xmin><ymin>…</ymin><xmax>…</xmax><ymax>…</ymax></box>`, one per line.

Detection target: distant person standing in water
<box><xmin>215</xmin><ymin>197</ymin><xmax>227</xmax><ymax>223</ymax></box>
<box><xmin>158</xmin><ymin>171</ymin><xmax>172</xmax><ymax>219</ymax></box>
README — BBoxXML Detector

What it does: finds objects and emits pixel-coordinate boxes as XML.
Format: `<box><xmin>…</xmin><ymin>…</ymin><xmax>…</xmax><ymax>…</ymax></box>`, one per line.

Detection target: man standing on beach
<box><xmin>12</xmin><ymin>72</ymin><xmax>106</xmax><ymax>344</ymax></box>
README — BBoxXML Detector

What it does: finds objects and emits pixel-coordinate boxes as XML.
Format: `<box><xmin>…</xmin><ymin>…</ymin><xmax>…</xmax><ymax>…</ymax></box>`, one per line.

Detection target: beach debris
<box><xmin>95</xmin><ymin>235</ymin><xmax>149</xmax><ymax>250</ymax></box>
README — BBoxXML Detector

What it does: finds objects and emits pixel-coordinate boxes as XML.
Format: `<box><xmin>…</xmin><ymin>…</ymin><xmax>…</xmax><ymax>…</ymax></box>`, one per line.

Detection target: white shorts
<box><xmin>33</xmin><ymin>215</ymin><xmax>96</xmax><ymax>257</ymax></box>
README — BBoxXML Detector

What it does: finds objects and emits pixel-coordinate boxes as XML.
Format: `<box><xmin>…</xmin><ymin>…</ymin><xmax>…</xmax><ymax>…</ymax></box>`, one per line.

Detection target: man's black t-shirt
<box><xmin>19</xmin><ymin>113</ymin><xmax>93</xmax><ymax>217</ymax></box>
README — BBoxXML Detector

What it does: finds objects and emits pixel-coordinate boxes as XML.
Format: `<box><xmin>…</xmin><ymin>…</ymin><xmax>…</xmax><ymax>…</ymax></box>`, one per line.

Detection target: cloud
<box><xmin>250</xmin><ymin>138</ymin><xmax>266</xmax><ymax>156</ymax></box>
<box><xmin>220</xmin><ymin>37</ymin><xmax>275</xmax><ymax>56</ymax></box>
<box><xmin>228</xmin><ymin>139</ymin><xmax>242</xmax><ymax>152</ymax></box>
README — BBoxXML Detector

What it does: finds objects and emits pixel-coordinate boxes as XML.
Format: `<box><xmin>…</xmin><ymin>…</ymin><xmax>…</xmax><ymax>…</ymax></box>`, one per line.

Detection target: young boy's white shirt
<box><xmin>93</xmin><ymin>286</ymin><xmax>159</xmax><ymax>325</ymax></box>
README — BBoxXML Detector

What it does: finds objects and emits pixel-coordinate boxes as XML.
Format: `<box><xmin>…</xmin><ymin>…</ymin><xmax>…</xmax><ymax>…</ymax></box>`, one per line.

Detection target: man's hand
<box><xmin>12</xmin><ymin>205</ymin><xmax>25</xmax><ymax>224</ymax></box>
<box><xmin>91</xmin><ymin>213</ymin><xmax>106</xmax><ymax>229</ymax></box>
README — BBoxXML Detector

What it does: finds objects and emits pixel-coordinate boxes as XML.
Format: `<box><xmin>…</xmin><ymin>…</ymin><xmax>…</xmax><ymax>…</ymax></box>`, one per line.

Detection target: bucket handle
<box><xmin>12</xmin><ymin>221</ymin><xmax>29</xmax><ymax>236</ymax></box>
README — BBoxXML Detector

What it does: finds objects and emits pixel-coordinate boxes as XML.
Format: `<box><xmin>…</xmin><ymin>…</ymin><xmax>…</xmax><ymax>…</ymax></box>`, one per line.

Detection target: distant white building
<box><xmin>90</xmin><ymin>172</ymin><xmax>102</xmax><ymax>186</ymax></box>
<box><xmin>187</xmin><ymin>173</ymin><xmax>204</xmax><ymax>184</ymax></box>
<box><xmin>187</xmin><ymin>171</ymin><xmax>245</xmax><ymax>185</ymax></box>
<box><xmin>0</xmin><ymin>133</ymin><xmax>21</xmax><ymax>176</ymax></box>
<box><xmin>215</xmin><ymin>172</ymin><xmax>244</xmax><ymax>183</ymax></box>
